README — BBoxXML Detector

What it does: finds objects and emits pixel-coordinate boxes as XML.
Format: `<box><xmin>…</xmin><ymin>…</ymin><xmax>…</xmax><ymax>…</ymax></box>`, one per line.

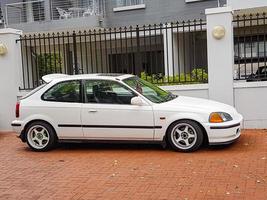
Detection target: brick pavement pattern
<box><xmin>0</xmin><ymin>130</ymin><xmax>266</xmax><ymax>200</ymax></box>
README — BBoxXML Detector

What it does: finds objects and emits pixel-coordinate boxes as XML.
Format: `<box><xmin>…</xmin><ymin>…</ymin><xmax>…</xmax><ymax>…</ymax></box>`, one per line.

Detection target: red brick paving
<box><xmin>0</xmin><ymin>130</ymin><xmax>267</xmax><ymax>200</ymax></box>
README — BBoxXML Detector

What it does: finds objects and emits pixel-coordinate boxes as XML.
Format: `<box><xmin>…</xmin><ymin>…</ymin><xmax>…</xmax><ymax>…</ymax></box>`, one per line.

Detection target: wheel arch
<box><xmin>165</xmin><ymin>118</ymin><xmax>209</xmax><ymax>145</ymax></box>
<box><xmin>21</xmin><ymin>119</ymin><xmax>58</xmax><ymax>142</ymax></box>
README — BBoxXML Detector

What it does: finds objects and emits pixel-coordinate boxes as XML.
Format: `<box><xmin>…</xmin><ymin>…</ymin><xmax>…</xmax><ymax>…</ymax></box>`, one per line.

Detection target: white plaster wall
<box><xmin>161</xmin><ymin>84</ymin><xmax>209</xmax><ymax>99</ymax></box>
<box><xmin>228</xmin><ymin>0</ymin><xmax>267</xmax><ymax>10</ymax></box>
<box><xmin>234</xmin><ymin>82</ymin><xmax>267</xmax><ymax>129</ymax></box>
<box><xmin>0</xmin><ymin>29</ymin><xmax>22</xmax><ymax>131</ymax></box>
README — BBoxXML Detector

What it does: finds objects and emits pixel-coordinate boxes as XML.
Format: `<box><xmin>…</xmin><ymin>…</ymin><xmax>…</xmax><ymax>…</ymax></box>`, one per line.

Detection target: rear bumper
<box><xmin>204</xmin><ymin>114</ymin><xmax>243</xmax><ymax>145</ymax></box>
<box><xmin>11</xmin><ymin>120</ymin><xmax>24</xmax><ymax>137</ymax></box>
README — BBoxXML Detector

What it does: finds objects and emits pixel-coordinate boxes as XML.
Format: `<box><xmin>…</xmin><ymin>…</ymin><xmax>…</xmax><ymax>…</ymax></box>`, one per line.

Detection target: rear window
<box><xmin>20</xmin><ymin>84</ymin><xmax>47</xmax><ymax>100</ymax></box>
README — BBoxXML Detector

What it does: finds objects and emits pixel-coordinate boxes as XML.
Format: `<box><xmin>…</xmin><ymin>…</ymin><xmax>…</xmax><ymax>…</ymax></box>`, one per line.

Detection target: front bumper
<box><xmin>204</xmin><ymin>114</ymin><xmax>243</xmax><ymax>145</ymax></box>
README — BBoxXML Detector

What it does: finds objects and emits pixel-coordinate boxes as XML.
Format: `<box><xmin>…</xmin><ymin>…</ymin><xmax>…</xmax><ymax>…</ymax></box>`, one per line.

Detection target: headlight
<box><xmin>209</xmin><ymin>112</ymin><xmax>233</xmax><ymax>123</ymax></box>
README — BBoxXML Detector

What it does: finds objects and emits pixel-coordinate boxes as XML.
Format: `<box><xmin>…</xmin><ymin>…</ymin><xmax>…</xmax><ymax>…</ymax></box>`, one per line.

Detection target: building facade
<box><xmin>0</xmin><ymin>0</ymin><xmax>226</xmax><ymax>33</ymax></box>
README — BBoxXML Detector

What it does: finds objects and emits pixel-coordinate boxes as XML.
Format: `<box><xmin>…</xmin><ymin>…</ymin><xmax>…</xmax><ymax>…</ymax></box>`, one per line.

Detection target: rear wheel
<box><xmin>25</xmin><ymin>121</ymin><xmax>57</xmax><ymax>151</ymax></box>
<box><xmin>167</xmin><ymin>120</ymin><xmax>204</xmax><ymax>152</ymax></box>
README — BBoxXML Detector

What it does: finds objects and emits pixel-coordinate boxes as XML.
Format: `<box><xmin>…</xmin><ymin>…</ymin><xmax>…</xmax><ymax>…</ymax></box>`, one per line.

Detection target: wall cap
<box><xmin>0</xmin><ymin>28</ymin><xmax>23</xmax><ymax>36</ymax></box>
<box><xmin>205</xmin><ymin>6</ymin><xmax>233</xmax><ymax>15</ymax></box>
<box><xmin>160</xmin><ymin>84</ymin><xmax>209</xmax><ymax>91</ymax></box>
<box><xmin>234</xmin><ymin>81</ymin><xmax>267</xmax><ymax>89</ymax></box>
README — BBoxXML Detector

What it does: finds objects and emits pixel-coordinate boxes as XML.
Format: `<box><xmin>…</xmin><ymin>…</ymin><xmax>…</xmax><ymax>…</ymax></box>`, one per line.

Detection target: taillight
<box><xmin>16</xmin><ymin>102</ymin><xmax>20</xmax><ymax>118</ymax></box>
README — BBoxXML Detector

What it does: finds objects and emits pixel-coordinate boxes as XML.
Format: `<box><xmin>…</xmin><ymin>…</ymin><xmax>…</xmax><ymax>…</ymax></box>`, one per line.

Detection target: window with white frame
<box><xmin>116</xmin><ymin>0</ymin><xmax>144</xmax><ymax>7</ymax></box>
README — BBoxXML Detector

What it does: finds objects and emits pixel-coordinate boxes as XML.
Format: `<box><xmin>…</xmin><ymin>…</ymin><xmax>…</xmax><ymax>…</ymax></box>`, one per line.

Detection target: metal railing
<box><xmin>5</xmin><ymin>0</ymin><xmax>105</xmax><ymax>25</ymax></box>
<box><xmin>233</xmin><ymin>13</ymin><xmax>267</xmax><ymax>81</ymax></box>
<box><xmin>17</xmin><ymin>19</ymin><xmax>207</xmax><ymax>90</ymax></box>
<box><xmin>5</xmin><ymin>0</ymin><xmax>46</xmax><ymax>25</ymax></box>
<box><xmin>50</xmin><ymin>0</ymin><xmax>105</xmax><ymax>20</ymax></box>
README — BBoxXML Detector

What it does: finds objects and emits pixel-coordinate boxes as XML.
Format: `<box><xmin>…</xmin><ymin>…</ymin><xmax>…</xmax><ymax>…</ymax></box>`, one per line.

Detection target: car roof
<box><xmin>43</xmin><ymin>73</ymin><xmax>135</xmax><ymax>83</ymax></box>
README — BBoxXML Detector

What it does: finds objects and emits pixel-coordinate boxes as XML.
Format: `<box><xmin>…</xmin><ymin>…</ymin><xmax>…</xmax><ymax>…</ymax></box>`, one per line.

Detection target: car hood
<box><xmin>162</xmin><ymin>96</ymin><xmax>237</xmax><ymax>114</ymax></box>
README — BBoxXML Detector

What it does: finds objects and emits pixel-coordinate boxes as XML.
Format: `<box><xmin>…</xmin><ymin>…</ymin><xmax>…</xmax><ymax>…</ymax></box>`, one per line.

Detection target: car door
<box><xmin>41</xmin><ymin>80</ymin><xmax>83</xmax><ymax>139</ymax></box>
<box><xmin>81</xmin><ymin>79</ymin><xmax>155</xmax><ymax>140</ymax></box>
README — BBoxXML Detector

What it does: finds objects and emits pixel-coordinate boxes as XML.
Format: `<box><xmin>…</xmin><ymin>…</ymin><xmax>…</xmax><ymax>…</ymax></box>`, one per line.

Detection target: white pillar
<box><xmin>206</xmin><ymin>7</ymin><xmax>234</xmax><ymax>106</ymax></box>
<box><xmin>163</xmin><ymin>25</ymin><xmax>174</xmax><ymax>77</ymax></box>
<box><xmin>0</xmin><ymin>28</ymin><xmax>23</xmax><ymax>131</ymax></box>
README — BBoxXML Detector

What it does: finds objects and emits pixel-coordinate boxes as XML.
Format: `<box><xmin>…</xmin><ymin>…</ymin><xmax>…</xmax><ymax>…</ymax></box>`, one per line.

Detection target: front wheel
<box><xmin>167</xmin><ymin>120</ymin><xmax>204</xmax><ymax>152</ymax></box>
<box><xmin>25</xmin><ymin>121</ymin><xmax>57</xmax><ymax>151</ymax></box>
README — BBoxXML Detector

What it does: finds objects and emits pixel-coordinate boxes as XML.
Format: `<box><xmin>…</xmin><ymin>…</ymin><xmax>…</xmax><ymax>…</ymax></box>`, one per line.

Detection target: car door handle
<box><xmin>88</xmin><ymin>109</ymin><xmax>97</xmax><ymax>113</ymax></box>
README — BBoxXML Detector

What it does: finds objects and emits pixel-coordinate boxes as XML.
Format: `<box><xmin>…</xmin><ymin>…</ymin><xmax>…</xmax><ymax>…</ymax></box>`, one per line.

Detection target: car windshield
<box><xmin>123</xmin><ymin>76</ymin><xmax>178</xmax><ymax>103</ymax></box>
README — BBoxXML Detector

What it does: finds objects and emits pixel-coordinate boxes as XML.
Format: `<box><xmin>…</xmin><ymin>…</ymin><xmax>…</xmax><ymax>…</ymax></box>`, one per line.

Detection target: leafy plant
<box><xmin>140</xmin><ymin>68</ymin><xmax>208</xmax><ymax>85</ymax></box>
<box><xmin>37</xmin><ymin>53</ymin><xmax>62</xmax><ymax>79</ymax></box>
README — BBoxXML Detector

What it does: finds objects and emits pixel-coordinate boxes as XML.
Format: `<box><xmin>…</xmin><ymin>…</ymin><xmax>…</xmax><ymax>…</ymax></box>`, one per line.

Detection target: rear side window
<box><xmin>42</xmin><ymin>80</ymin><xmax>81</xmax><ymax>103</ymax></box>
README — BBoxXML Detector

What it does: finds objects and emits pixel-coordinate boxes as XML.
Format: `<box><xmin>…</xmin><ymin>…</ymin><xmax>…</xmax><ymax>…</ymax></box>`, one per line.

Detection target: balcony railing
<box><xmin>5</xmin><ymin>0</ymin><xmax>105</xmax><ymax>25</ymax></box>
<box><xmin>5</xmin><ymin>0</ymin><xmax>46</xmax><ymax>25</ymax></box>
<box><xmin>51</xmin><ymin>0</ymin><xmax>105</xmax><ymax>20</ymax></box>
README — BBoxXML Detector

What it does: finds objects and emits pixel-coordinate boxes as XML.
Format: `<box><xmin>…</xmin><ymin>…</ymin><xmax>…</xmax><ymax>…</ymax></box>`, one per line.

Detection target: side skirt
<box><xmin>58</xmin><ymin>139</ymin><xmax>164</xmax><ymax>145</ymax></box>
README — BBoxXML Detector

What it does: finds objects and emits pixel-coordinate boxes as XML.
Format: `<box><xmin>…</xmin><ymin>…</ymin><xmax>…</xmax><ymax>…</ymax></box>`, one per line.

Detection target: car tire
<box><xmin>167</xmin><ymin>120</ymin><xmax>204</xmax><ymax>152</ymax></box>
<box><xmin>25</xmin><ymin>121</ymin><xmax>57</xmax><ymax>152</ymax></box>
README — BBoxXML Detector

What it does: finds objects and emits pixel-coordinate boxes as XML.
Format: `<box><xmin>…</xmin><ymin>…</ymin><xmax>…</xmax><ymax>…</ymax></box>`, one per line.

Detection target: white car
<box><xmin>12</xmin><ymin>74</ymin><xmax>243</xmax><ymax>152</ymax></box>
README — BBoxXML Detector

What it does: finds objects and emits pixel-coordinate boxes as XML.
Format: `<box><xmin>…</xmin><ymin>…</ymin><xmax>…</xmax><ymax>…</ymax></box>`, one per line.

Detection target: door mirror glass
<box><xmin>131</xmin><ymin>96</ymin><xmax>143</xmax><ymax>106</ymax></box>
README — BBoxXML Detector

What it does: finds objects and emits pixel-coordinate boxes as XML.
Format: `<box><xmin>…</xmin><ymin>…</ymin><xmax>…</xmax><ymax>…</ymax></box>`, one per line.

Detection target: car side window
<box><xmin>84</xmin><ymin>80</ymin><xmax>136</xmax><ymax>104</ymax></box>
<box><xmin>42</xmin><ymin>80</ymin><xmax>81</xmax><ymax>103</ymax></box>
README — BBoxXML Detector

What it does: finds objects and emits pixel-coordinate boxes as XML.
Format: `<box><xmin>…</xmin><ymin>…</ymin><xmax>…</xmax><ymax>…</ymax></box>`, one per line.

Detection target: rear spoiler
<box><xmin>42</xmin><ymin>74</ymin><xmax>69</xmax><ymax>83</ymax></box>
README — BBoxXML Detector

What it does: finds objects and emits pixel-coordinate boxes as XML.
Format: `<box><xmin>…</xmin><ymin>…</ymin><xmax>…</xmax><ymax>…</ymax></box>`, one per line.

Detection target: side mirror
<box><xmin>131</xmin><ymin>96</ymin><xmax>143</xmax><ymax>106</ymax></box>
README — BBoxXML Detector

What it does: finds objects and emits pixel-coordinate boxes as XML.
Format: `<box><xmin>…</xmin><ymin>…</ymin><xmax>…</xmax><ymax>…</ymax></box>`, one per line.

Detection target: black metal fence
<box><xmin>17</xmin><ymin>19</ymin><xmax>207</xmax><ymax>90</ymax></box>
<box><xmin>233</xmin><ymin>13</ymin><xmax>267</xmax><ymax>81</ymax></box>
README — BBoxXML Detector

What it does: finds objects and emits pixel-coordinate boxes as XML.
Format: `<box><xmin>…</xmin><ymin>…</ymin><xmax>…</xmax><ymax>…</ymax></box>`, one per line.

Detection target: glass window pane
<box><xmin>85</xmin><ymin>80</ymin><xmax>136</xmax><ymax>104</ymax></box>
<box><xmin>42</xmin><ymin>81</ymin><xmax>80</xmax><ymax>103</ymax></box>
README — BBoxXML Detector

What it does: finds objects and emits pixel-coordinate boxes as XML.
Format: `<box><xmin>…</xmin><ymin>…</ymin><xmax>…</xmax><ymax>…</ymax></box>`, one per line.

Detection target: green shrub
<box><xmin>140</xmin><ymin>68</ymin><xmax>208</xmax><ymax>85</ymax></box>
<box><xmin>37</xmin><ymin>53</ymin><xmax>62</xmax><ymax>79</ymax></box>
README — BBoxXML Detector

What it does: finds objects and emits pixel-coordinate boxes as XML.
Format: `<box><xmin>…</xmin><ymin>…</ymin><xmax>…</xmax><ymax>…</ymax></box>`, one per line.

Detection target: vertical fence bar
<box><xmin>99</xmin><ymin>29</ymin><xmax>104</xmax><ymax>73</ymax></box>
<box><xmin>165</xmin><ymin>23</ymin><xmax>169</xmax><ymax>83</ymax></box>
<box><xmin>149</xmin><ymin>24</ymin><xmax>153</xmax><ymax>82</ymax></box>
<box><xmin>243</xmin><ymin>15</ymin><xmax>247</xmax><ymax>79</ymax></box>
<box><xmin>171</xmin><ymin>22</ymin><xmax>175</xmax><ymax>82</ymax></box>
<box><xmin>114</xmin><ymin>28</ymin><xmax>118</xmax><ymax>73</ymax></box>
<box><xmin>182</xmin><ymin>21</ymin><xmax>186</xmax><ymax>82</ymax></box>
<box><xmin>124</xmin><ymin>26</ymin><xmax>129</xmax><ymax>73</ymax></box>
<box><xmin>109</xmin><ymin>28</ymin><xmax>113</xmax><ymax>73</ymax></box>
<box><xmin>250</xmin><ymin>14</ymin><xmax>253</xmax><ymax>76</ymax></box>
<box><xmin>143</xmin><ymin>25</ymin><xmax>147</xmax><ymax>80</ymax></box>
<box><xmin>24</xmin><ymin>36</ymin><xmax>30</xmax><ymax>88</ymax></box>
<box><xmin>29</xmin><ymin>35</ymin><xmax>35</xmax><ymax>87</ymax></box>
<box><xmin>33</xmin><ymin>34</ymin><xmax>39</xmax><ymax>86</ymax></box>
<box><xmin>130</xmin><ymin>26</ymin><xmax>134</xmax><ymax>74</ymax></box>
<box><xmin>154</xmin><ymin>24</ymin><xmax>158</xmax><ymax>84</ymax></box>
<box><xmin>176</xmin><ymin>22</ymin><xmax>181</xmax><ymax>83</ymax></box>
<box><xmin>20</xmin><ymin>37</ymin><xmax>26</xmax><ymax>89</ymax></box>
<box><xmin>89</xmin><ymin>30</ymin><xmax>94</xmax><ymax>73</ymax></box>
<box><xmin>84</xmin><ymin>30</ymin><xmax>89</xmax><ymax>73</ymax></box>
<box><xmin>57</xmin><ymin>32</ymin><xmax>62</xmax><ymax>73</ymax></box>
<box><xmin>79</xmin><ymin>31</ymin><xmax>84</xmax><ymax>74</ymax></box>
<box><xmin>72</xmin><ymin>31</ymin><xmax>79</xmax><ymax>74</ymax></box>
<box><xmin>193</xmin><ymin>19</ymin><xmax>197</xmax><ymax>82</ymax></box>
<box><xmin>264</xmin><ymin>13</ymin><xmax>267</xmax><ymax>77</ymax></box>
<box><xmin>62</xmin><ymin>32</ymin><xmax>67</xmax><ymax>74</ymax></box>
<box><xmin>256</xmin><ymin>13</ymin><xmax>260</xmax><ymax>76</ymax></box>
<box><xmin>94</xmin><ymin>29</ymin><xmax>98</xmax><ymax>73</ymax></box>
<box><xmin>236</xmin><ymin>15</ymin><xmax>241</xmax><ymax>80</ymax></box>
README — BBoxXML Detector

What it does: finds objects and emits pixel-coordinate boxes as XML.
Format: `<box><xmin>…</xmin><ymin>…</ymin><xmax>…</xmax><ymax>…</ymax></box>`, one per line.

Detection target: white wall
<box><xmin>161</xmin><ymin>84</ymin><xmax>209</xmax><ymax>99</ymax></box>
<box><xmin>234</xmin><ymin>82</ymin><xmax>267</xmax><ymax>128</ymax></box>
<box><xmin>228</xmin><ymin>0</ymin><xmax>267</xmax><ymax>10</ymax></box>
<box><xmin>0</xmin><ymin>29</ymin><xmax>22</xmax><ymax>131</ymax></box>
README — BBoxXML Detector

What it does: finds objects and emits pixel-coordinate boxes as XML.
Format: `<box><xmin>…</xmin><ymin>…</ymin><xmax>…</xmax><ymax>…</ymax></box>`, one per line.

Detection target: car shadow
<box><xmin>56</xmin><ymin>142</ymin><xmax>165</xmax><ymax>152</ymax></box>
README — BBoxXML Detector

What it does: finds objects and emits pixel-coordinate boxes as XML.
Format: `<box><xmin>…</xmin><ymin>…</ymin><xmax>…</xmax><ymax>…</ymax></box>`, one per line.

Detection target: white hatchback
<box><xmin>12</xmin><ymin>74</ymin><xmax>243</xmax><ymax>152</ymax></box>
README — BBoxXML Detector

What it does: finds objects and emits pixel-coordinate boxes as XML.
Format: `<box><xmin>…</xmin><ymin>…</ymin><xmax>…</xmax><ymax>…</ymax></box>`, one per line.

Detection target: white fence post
<box><xmin>0</xmin><ymin>28</ymin><xmax>23</xmax><ymax>131</ymax></box>
<box><xmin>205</xmin><ymin>7</ymin><xmax>234</xmax><ymax>106</ymax></box>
